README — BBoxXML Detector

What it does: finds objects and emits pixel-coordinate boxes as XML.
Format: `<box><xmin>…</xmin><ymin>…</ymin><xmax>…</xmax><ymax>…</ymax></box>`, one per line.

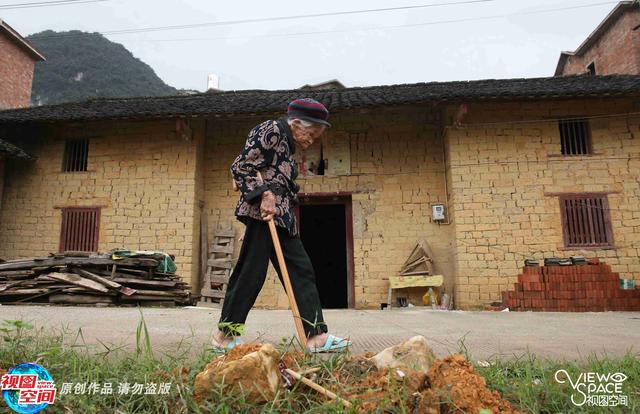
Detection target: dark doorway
<box><xmin>299</xmin><ymin>203</ymin><xmax>349</xmax><ymax>309</ymax></box>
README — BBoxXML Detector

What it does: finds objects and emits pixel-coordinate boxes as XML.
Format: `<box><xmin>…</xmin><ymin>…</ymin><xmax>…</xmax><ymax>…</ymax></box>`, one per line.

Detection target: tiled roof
<box><xmin>1</xmin><ymin>75</ymin><xmax>640</xmax><ymax>124</ymax></box>
<box><xmin>0</xmin><ymin>19</ymin><xmax>46</xmax><ymax>61</ymax></box>
<box><xmin>0</xmin><ymin>138</ymin><xmax>34</xmax><ymax>160</ymax></box>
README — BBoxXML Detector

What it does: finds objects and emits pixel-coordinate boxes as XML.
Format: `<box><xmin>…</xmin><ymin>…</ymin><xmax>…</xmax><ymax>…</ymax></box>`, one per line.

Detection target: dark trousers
<box><xmin>218</xmin><ymin>218</ymin><xmax>328</xmax><ymax>338</ymax></box>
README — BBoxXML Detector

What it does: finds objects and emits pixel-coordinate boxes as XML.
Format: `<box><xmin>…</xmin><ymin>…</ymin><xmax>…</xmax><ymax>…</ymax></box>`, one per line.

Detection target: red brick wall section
<box><xmin>560</xmin><ymin>8</ymin><xmax>640</xmax><ymax>75</ymax></box>
<box><xmin>0</xmin><ymin>31</ymin><xmax>36</xmax><ymax>109</ymax></box>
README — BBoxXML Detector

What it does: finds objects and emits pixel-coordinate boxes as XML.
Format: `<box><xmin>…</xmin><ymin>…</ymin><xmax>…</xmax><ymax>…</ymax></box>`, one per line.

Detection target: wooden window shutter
<box><xmin>559</xmin><ymin>195</ymin><xmax>613</xmax><ymax>248</ymax></box>
<box><xmin>62</xmin><ymin>139</ymin><xmax>89</xmax><ymax>172</ymax></box>
<box><xmin>59</xmin><ymin>208</ymin><xmax>100</xmax><ymax>252</ymax></box>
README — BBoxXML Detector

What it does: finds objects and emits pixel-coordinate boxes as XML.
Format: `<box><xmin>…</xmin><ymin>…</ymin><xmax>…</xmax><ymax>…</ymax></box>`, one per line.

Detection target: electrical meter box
<box><xmin>432</xmin><ymin>204</ymin><xmax>446</xmax><ymax>221</ymax></box>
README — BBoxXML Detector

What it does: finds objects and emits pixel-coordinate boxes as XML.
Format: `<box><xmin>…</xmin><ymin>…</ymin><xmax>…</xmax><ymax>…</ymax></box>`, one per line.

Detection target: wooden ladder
<box><xmin>200</xmin><ymin>227</ymin><xmax>235</xmax><ymax>304</ymax></box>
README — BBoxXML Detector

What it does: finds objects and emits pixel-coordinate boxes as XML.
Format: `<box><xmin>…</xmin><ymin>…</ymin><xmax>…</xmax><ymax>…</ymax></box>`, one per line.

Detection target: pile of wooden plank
<box><xmin>399</xmin><ymin>240</ymin><xmax>434</xmax><ymax>276</ymax></box>
<box><xmin>0</xmin><ymin>251</ymin><xmax>195</xmax><ymax>306</ymax></box>
<box><xmin>386</xmin><ymin>240</ymin><xmax>440</xmax><ymax>309</ymax></box>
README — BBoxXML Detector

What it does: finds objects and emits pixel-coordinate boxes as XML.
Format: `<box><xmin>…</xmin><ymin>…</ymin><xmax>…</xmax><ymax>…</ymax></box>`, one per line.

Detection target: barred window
<box><xmin>559</xmin><ymin>119</ymin><xmax>591</xmax><ymax>155</ymax></box>
<box><xmin>62</xmin><ymin>139</ymin><xmax>89</xmax><ymax>172</ymax></box>
<box><xmin>559</xmin><ymin>195</ymin><xmax>613</xmax><ymax>248</ymax></box>
<box><xmin>59</xmin><ymin>208</ymin><xmax>100</xmax><ymax>252</ymax></box>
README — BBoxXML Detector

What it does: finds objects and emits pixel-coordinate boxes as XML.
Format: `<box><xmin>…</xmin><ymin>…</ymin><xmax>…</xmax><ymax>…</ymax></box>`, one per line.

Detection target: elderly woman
<box><xmin>211</xmin><ymin>98</ymin><xmax>351</xmax><ymax>353</ymax></box>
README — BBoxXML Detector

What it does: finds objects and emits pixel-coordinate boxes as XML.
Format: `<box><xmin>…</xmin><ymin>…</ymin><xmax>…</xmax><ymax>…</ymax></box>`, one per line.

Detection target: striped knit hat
<box><xmin>287</xmin><ymin>98</ymin><xmax>331</xmax><ymax>127</ymax></box>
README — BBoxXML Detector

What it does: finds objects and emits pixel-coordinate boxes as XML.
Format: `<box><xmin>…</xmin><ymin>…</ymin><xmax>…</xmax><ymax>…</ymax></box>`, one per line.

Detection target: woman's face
<box><xmin>291</xmin><ymin>122</ymin><xmax>326</xmax><ymax>150</ymax></box>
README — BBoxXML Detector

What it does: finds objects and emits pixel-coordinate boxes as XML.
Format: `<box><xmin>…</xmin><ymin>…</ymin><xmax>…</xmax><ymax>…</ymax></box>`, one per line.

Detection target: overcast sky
<box><xmin>3</xmin><ymin>0</ymin><xmax>622</xmax><ymax>91</ymax></box>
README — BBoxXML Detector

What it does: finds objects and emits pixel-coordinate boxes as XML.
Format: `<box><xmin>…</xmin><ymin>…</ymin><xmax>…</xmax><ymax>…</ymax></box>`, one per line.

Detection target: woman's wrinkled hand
<box><xmin>260</xmin><ymin>191</ymin><xmax>277</xmax><ymax>221</ymax></box>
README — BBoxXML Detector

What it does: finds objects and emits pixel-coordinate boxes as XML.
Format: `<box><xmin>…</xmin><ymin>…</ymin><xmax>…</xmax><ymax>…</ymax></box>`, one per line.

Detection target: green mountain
<box><xmin>27</xmin><ymin>30</ymin><xmax>178</xmax><ymax>105</ymax></box>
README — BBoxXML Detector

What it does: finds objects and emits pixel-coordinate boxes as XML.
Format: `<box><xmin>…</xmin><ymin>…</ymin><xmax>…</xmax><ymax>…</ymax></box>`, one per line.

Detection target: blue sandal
<box><xmin>308</xmin><ymin>335</ymin><xmax>352</xmax><ymax>353</ymax></box>
<box><xmin>210</xmin><ymin>337</ymin><xmax>243</xmax><ymax>352</ymax></box>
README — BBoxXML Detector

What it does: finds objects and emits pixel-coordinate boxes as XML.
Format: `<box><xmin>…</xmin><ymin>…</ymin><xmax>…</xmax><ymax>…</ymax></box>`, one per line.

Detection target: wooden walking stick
<box><xmin>284</xmin><ymin>368</ymin><xmax>353</xmax><ymax>408</ymax></box>
<box><xmin>257</xmin><ymin>172</ymin><xmax>307</xmax><ymax>347</ymax></box>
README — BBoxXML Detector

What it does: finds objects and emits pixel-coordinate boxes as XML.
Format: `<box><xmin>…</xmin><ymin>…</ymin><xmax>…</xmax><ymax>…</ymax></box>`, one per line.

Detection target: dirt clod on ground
<box><xmin>334</xmin><ymin>352</ymin><xmax>518</xmax><ymax>413</ymax></box>
<box><xmin>193</xmin><ymin>343</ymin><xmax>281</xmax><ymax>404</ymax></box>
<box><xmin>340</xmin><ymin>356</ymin><xmax>378</xmax><ymax>381</ymax></box>
<box><xmin>415</xmin><ymin>354</ymin><xmax>521</xmax><ymax>414</ymax></box>
<box><xmin>225</xmin><ymin>343</ymin><xmax>264</xmax><ymax>361</ymax></box>
<box><xmin>192</xmin><ymin>341</ymin><xmax>519</xmax><ymax>413</ymax></box>
<box><xmin>335</xmin><ymin>362</ymin><xmax>429</xmax><ymax>412</ymax></box>
<box><xmin>280</xmin><ymin>350</ymin><xmax>305</xmax><ymax>371</ymax></box>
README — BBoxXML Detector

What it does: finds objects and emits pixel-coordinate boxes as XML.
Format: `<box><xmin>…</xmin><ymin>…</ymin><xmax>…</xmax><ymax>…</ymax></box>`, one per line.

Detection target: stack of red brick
<box><xmin>502</xmin><ymin>262</ymin><xmax>640</xmax><ymax>312</ymax></box>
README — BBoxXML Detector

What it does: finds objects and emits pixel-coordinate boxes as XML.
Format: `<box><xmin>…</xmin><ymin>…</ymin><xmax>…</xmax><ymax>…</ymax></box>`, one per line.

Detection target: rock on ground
<box><xmin>193</xmin><ymin>343</ymin><xmax>281</xmax><ymax>404</ymax></box>
<box><xmin>369</xmin><ymin>335</ymin><xmax>436</xmax><ymax>372</ymax></box>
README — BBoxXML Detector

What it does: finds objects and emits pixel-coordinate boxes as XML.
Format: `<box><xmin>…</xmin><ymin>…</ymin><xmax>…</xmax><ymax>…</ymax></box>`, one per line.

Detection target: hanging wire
<box><xmin>4</xmin><ymin>1</ymin><xmax>617</xmax><ymax>43</ymax></box>
<box><xmin>0</xmin><ymin>0</ymin><xmax>108</xmax><ymax>10</ymax></box>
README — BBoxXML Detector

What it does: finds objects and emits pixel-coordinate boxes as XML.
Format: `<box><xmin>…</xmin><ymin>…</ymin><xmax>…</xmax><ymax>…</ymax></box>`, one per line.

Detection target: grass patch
<box><xmin>0</xmin><ymin>317</ymin><xmax>638</xmax><ymax>413</ymax></box>
<box><xmin>477</xmin><ymin>351</ymin><xmax>640</xmax><ymax>414</ymax></box>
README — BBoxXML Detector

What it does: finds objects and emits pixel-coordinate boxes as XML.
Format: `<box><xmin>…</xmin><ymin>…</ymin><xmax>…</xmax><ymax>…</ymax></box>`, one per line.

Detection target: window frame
<box><xmin>558</xmin><ymin>194</ymin><xmax>614</xmax><ymax>249</ymax></box>
<box><xmin>62</xmin><ymin>138</ymin><xmax>89</xmax><ymax>172</ymax></box>
<box><xmin>59</xmin><ymin>207</ymin><xmax>101</xmax><ymax>252</ymax></box>
<box><xmin>558</xmin><ymin>118</ymin><xmax>592</xmax><ymax>156</ymax></box>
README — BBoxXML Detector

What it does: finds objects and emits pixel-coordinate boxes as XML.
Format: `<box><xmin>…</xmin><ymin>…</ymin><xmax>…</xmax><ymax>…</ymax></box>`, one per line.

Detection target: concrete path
<box><xmin>1</xmin><ymin>305</ymin><xmax>638</xmax><ymax>360</ymax></box>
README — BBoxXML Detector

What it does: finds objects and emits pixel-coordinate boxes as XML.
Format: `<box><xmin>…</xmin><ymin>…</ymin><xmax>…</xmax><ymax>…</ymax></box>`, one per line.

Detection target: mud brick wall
<box><xmin>204</xmin><ymin>109</ymin><xmax>456</xmax><ymax>309</ymax></box>
<box><xmin>0</xmin><ymin>119</ymin><xmax>204</xmax><ymax>286</ymax></box>
<box><xmin>445</xmin><ymin>98</ymin><xmax>640</xmax><ymax>309</ymax></box>
<box><xmin>1</xmin><ymin>98</ymin><xmax>637</xmax><ymax>310</ymax></box>
<box><xmin>502</xmin><ymin>263</ymin><xmax>640</xmax><ymax>311</ymax></box>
